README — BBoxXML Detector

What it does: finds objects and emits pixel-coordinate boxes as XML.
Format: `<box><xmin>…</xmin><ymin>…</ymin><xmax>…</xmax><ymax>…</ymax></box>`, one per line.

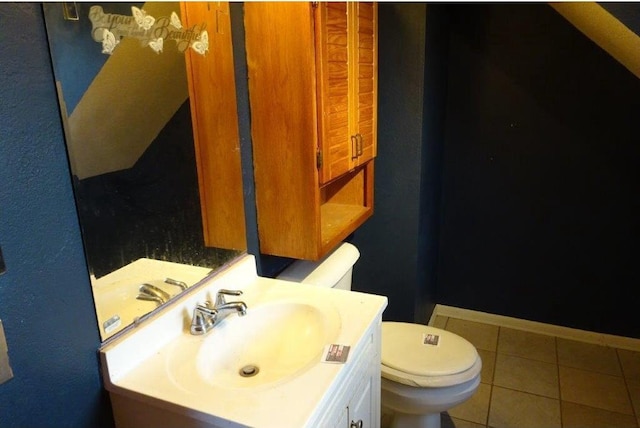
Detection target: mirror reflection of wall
<box><xmin>43</xmin><ymin>2</ymin><xmax>245</xmax><ymax>341</ymax></box>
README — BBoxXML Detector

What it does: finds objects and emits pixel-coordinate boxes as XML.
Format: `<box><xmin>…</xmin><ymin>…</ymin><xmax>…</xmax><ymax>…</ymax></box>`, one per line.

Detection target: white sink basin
<box><xmin>166</xmin><ymin>300</ymin><xmax>341</xmax><ymax>390</ymax></box>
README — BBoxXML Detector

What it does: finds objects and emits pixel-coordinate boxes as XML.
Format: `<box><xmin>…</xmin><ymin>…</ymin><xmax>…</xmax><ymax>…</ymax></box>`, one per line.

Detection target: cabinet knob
<box><xmin>350</xmin><ymin>420</ymin><xmax>363</xmax><ymax>428</ymax></box>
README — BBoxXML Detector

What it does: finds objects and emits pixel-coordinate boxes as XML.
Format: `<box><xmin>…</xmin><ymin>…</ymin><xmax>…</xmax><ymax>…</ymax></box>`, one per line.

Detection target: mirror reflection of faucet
<box><xmin>190</xmin><ymin>289</ymin><xmax>247</xmax><ymax>335</ymax></box>
<box><xmin>164</xmin><ymin>278</ymin><xmax>187</xmax><ymax>290</ymax></box>
<box><xmin>136</xmin><ymin>283</ymin><xmax>171</xmax><ymax>306</ymax></box>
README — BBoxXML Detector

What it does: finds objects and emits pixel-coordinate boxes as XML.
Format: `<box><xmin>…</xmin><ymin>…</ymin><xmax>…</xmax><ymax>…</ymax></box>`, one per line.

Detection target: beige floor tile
<box><xmin>477</xmin><ymin>349</ymin><xmax>496</xmax><ymax>384</ymax></box>
<box><xmin>493</xmin><ymin>354</ymin><xmax>559</xmax><ymax>398</ymax></box>
<box><xmin>445</xmin><ymin>318</ymin><xmax>499</xmax><ymax>352</ymax></box>
<box><xmin>559</xmin><ymin>366</ymin><xmax>633</xmax><ymax>415</ymax></box>
<box><xmin>447</xmin><ymin>382</ymin><xmax>491</xmax><ymax>425</ymax></box>
<box><xmin>433</xmin><ymin>315</ymin><xmax>449</xmax><ymax>329</ymax></box>
<box><xmin>488</xmin><ymin>386</ymin><xmax>560</xmax><ymax>428</ymax></box>
<box><xmin>497</xmin><ymin>328</ymin><xmax>556</xmax><ymax>364</ymax></box>
<box><xmin>557</xmin><ymin>338</ymin><xmax>622</xmax><ymax>376</ymax></box>
<box><xmin>627</xmin><ymin>379</ymin><xmax>640</xmax><ymax>417</ymax></box>
<box><xmin>618</xmin><ymin>349</ymin><xmax>640</xmax><ymax>381</ymax></box>
<box><xmin>561</xmin><ymin>401</ymin><xmax>639</xmax><ymax>428</ymax></box>
<box><xmin>442</xmin><ymin>414</ymin><xmax>487</xmax><ymax>428</ymax></box>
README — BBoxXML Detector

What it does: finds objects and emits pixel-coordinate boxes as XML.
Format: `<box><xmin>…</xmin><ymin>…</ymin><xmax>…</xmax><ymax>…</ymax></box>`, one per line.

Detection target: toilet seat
<box><xmin>381</xmin><ymin>322</ymin><xmax>482</xmax><ymax>388</ymax></box>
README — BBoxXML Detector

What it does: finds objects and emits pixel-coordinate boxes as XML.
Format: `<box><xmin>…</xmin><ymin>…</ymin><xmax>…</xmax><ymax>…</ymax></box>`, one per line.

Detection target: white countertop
<box><xmin>100</xmin><ymin>254</ymin><xmax>388</xmax><ymax>427</ymax></box>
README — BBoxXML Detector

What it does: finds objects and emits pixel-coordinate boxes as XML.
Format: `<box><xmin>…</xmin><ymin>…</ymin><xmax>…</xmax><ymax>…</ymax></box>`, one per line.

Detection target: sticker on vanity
<box><xmin>322</xmin><ymin>344</ymin><xmax>350</xmax><ymax>364</ymax></box>
<box><xmin>423</xmin><ymin>333</ymin><xmax>440</xmax><ymax>346</ymax></box>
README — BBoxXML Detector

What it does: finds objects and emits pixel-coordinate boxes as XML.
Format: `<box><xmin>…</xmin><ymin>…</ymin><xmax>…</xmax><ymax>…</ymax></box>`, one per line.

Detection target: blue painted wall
<box><xmin>436</xmin><ymin>3</ymin><xmax>640</xmax><ymax>338</ymax></box>
<box><xmin>350</xmin><ymin>3</ymin><xmax>434</xmax><ymax>323</ymax></box>
<box><xmin>0</xmin><ymin>4</ymin><xmax>112</xmax><ymax>426</ymax></box>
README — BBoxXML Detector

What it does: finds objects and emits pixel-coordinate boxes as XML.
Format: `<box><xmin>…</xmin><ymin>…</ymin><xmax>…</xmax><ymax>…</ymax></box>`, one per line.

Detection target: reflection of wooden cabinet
<box><xmin>244</xmin><ymin>2</ymin><xmax>378</xmax><ymax>260</ymax></box>
<box><xmin>182</xmin><ymin>2</ymin><xmax>247</xmax><ymax>251</ymax></box>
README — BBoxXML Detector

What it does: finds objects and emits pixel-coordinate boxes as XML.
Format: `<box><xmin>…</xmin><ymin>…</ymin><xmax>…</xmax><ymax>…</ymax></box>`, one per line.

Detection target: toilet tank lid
<box><xmin>276</xmin><ymin>242</ymin><xmax>360</xmax><ymax>287</ymax></box>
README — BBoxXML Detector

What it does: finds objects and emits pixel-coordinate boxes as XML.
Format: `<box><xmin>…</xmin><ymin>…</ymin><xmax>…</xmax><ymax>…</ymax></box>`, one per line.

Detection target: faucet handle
<box><xmin>190</xmin><ymin>302</ymin><xmax>217</xmax><ymax>335</ymax></box>
<box><xmin>215</xmin><ymin>289</ymin><xmax>243</xmax><ymax>306</ymax></box>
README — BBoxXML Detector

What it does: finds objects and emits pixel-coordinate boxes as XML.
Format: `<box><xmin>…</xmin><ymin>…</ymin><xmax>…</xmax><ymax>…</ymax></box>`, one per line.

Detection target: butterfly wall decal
<box><xmin>191</xmin><ymin>30</ymin><xmax>209</xmax><ymax>56</ymax></box>
<box><xmin>101</xmin><ymin>28</ymin><xmax>119</xmax><ymax>55</ymax></box>
<box><xmin>170</xmin><ymin>11</ymin><xmax>183</xmax><ymax>29</ymax></box>
<box><xmin>148</xmin><ymin>37</ymin><xmax>163</xmax><ymax>54</ymax></box>
<box><xmin>132</xmin><ymin>6</ymin><xmax>155</xmax><ymax>31</ymax></box>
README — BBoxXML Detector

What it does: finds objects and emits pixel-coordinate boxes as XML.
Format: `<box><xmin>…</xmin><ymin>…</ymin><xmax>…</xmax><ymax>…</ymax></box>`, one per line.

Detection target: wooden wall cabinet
<box><xmin>244</xmin><ymin>2</ymin><xmax>378</xmax><ymax>260</ymax></box>
<box><xmin>182</xmin><ymin>2</ymin><xmax>247</xmax><ymax>251</ymax></box>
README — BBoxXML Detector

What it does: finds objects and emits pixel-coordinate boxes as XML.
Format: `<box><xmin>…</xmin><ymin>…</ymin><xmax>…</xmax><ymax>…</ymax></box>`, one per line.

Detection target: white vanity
<box><xmin>100</xmin><ymin>255</ymin><xmax>388</xmax><ymax>428</ymax></box>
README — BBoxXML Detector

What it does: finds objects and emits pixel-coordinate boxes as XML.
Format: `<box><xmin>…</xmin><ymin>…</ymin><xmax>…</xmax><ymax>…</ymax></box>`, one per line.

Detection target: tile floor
<box><xmin>383</xmin><ymin>315</ymin><xmax>640</xmax><ymax>428</ymax></box>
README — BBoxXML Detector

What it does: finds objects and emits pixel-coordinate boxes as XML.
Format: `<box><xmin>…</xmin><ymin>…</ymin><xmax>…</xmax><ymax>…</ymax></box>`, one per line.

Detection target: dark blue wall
<box><xmin>351</xmin><ymin>3</ymin><xmax>434</xmax><ymax>323</ymax></box>
<box><xmin>436</xmin><ymin>3</ymin><xmax>640</xmax><ymax>338</ymax></box>
<box><xmin>0</xmin><ymin>3</ymin><xmax>112</xmax><ymax>427</ymax></box>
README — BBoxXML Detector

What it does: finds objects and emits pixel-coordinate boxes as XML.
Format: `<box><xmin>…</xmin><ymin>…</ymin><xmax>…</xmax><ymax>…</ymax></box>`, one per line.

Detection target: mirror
<box><xmin>43</xmin><ymin>2</ymin><xmax>246</xmax><ymax>341</ymax></box>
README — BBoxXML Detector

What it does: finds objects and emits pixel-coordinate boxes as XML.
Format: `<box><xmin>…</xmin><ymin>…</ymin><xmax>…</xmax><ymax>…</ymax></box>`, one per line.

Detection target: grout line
<box><xmin>556</xmin><ymin>336</ymin><xmax>563</xmax><ymax>427</ymax></box>
<box><xmin>485</xmin><ymin>326</ymin><xmax>500</xmax><ymax>427</ymax></box>
<box><xmin>618</xmin><ymin>349</ymin><xmax>639</xmax><ymax>422</ymax></box>
<box><xmin>433</xmin><ymin>305</ymin><xmax>640</xmax><ymax>352</ymax></box>
<box><xmin>485</xmin><ymin>378</ymin><xmax>494</xmax><ymax>427</ymax></box>
<box><xmin>491</xmin><ymin>384</ymin><xmax>562</xmax><ymax>401</ymax></box>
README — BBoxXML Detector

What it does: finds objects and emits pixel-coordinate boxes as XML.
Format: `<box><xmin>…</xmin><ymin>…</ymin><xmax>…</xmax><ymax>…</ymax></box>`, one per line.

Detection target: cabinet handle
<box><xmin>356</xmin><ymin>134</ymin><xmax>363</xmax><ymax>157</ymax></box>
<box><xmin>351</xmin><ymin>135</ymin><xmax>358</xmax><ymax>160</ymax></box>
<box><xmin>350</xmin><ymin>420</ymin><xmax>363</xmax><ymax>428</ymax></box>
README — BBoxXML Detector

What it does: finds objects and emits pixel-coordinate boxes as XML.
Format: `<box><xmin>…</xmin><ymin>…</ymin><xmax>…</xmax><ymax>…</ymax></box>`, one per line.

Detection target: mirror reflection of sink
<box><xmin>166</xmin><ymin>300</ymin><xmax>341</xmax><ymax>390</ymax></box>
<box><xmin>92</xmin><ymin>258</ymin><xmax>212</xmax><ymax>337</ymax></box>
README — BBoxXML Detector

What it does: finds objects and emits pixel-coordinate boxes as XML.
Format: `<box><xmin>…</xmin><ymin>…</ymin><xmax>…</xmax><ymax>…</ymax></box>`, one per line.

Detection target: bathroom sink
<box><xmin>166</xmin><ymin>300</ymin><xmax>341</xmax><ymax>390</ymax></box>
<box><xmin>100</xmin><ymin>256</ymin><xmax>388</xmax><ymax>427</ymax></box>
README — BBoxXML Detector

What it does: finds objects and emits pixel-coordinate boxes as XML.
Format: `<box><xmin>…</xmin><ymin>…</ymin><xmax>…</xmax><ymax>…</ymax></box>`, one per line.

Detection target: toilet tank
<box><xmin>276</xmin><ymin>243</ymin><xmax>360</xmax><ymax>291</ymax></box>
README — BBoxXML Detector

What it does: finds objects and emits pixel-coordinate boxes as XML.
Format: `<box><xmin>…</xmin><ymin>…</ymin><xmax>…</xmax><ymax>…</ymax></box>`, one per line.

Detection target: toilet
<box><xmin>276</xmin><ymin>242</ymin><xmax>481</xmax><ymax>428</ymax></box>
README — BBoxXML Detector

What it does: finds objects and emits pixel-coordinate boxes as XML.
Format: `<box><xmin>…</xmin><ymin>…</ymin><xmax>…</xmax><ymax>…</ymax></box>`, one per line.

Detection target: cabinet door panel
<box><xmin>353</xmin><ymin>2</ymin><xmax>377</xmax><ymax>167</ymax></box>
<box><xmin>349</xmin><ymin>375</ymin><xmax>373</xmax><ymax>428</ymax></box>
<box><xmin>316</xmin><ymin>2</ymin><xmax>352</xmax><ymax>184</ymax></box>
<box><xmin>317</xmin><ymin>2</ymin><xmax>377</xmax><ymax>184</ymax></box>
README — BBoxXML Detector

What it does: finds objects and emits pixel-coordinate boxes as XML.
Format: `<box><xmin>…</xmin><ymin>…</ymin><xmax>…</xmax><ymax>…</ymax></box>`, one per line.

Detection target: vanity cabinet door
<box><xmin>315</xmin><ymin>2</ymin><xmax>378</xmax><ymax>185</ymax></box>
<box><xmin>348</xmin><ymin>374</ymin><xmax>373</xmax><ymax>428</ymax></box>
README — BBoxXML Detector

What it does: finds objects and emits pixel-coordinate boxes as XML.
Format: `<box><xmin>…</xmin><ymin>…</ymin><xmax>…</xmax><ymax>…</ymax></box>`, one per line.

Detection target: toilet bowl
<box><xmin>276</xmin><ymin>243</ymin><xmax>481</xmax><ymax>428</ymax></box>
<box><xmin>380</xmin><ymin>322</ymin><xmax>481</xmax><ymax>428</ymax></box>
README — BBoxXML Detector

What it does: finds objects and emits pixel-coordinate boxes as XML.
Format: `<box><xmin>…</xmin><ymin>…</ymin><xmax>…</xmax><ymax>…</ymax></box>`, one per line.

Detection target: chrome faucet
<box><xmin>190</xmin><ymin>289</ymin><xmax>247</xmax><ymax>335</ymax></box>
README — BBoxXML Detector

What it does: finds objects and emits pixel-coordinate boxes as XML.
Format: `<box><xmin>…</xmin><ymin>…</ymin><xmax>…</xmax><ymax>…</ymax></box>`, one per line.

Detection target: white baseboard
<box><xmin>429</xmin><ymin>304</ymin><xmax>640</xmax><ymax>352</ymax></box>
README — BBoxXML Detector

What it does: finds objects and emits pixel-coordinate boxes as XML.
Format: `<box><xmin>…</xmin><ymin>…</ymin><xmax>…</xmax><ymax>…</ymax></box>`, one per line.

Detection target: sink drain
<box><xmin>239</xmin><ymin>365</ymin><xmax>260</xmax><ymax>377</ymax></box>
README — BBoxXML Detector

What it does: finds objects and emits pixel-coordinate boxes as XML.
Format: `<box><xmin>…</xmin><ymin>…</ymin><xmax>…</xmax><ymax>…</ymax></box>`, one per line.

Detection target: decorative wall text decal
<box><xmin>89</xmin><ymin>5</ymin><xmax>208</xmax><ymax>56</ymax></box>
